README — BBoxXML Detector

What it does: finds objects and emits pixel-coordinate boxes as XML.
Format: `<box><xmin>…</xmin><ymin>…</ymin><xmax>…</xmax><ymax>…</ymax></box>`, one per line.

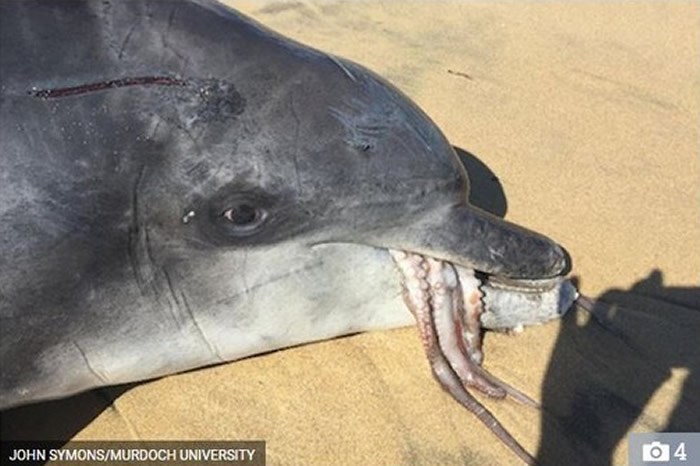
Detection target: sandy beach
<box><xmin>3</xmin><ymin>2</ymin><xmax>698</xmax><ymax>465</ymax></box>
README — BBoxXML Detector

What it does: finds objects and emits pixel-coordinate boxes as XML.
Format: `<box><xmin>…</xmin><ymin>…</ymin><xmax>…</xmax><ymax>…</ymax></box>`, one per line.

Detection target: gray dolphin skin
<box><xmin>0</xmin><ymin>1</ymin><xmax>576</xmax><ymax>463</ymax></box>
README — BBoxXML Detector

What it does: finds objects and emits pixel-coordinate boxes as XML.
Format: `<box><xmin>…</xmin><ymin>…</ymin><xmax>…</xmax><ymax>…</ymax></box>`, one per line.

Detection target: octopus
<box><xmin>390</xmin><ymin>249</ymin><xmax>581</xmax><ymax>465</ymax></box>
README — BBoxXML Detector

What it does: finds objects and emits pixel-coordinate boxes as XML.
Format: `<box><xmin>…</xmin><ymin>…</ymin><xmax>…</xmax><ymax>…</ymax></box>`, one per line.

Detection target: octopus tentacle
<box><xmin>476</xmin><ymin>368</ymin><xmax>540</xmax><ymax>409</ymax></box>
<box><xmin>389</xmin><ymin>249</ymin><xmax>536</xmax><ymax>465</ymax></box>
<box><xmin>424</xmin><ymin>256</ymin><xmax>505</xmax><ymax>398</ymax></box>
<box><xmin>576</xmin><ymin>294</ymin><xmax>644</xmax><ymax>355</ymax></box>
<box><xmin>455</xmin><ymin>266</ymin><xmax>485</xmax><ymax>365</ymax></box>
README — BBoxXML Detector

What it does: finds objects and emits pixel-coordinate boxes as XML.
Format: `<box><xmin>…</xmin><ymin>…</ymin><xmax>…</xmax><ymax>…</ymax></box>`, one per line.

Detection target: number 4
<box><xmin>674</xmin><ymin>442</ymin><xmax>687</xmax><ymax>462</ymax></box>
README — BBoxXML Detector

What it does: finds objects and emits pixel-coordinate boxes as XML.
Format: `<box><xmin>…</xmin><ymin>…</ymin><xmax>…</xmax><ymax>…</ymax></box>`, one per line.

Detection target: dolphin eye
<box><xmin>221</xmin><ymin>203</ymin><xmax>267</xmax><ymax>234</ymax></box>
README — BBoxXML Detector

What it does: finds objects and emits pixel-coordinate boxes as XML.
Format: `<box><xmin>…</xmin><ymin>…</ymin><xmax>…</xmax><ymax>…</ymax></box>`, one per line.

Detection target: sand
<box><xmin>3</xmin><ymin>2</ymin><xmax>698</xmax><ymax>465</ymax></box>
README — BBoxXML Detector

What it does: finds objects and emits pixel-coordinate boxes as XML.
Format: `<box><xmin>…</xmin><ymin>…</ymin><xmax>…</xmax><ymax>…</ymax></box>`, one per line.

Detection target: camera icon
<box><xmin>642</xmin><ymin>441</ymin><xmax>670</xmax><ymax>462</ymax></box>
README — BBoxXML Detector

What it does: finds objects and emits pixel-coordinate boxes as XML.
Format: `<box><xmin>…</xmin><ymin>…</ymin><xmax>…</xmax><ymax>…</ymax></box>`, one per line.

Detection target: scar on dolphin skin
<box><xmin>28</xmin><ymin>76</ymin><xmax>188</xmax><ymax>99</ymax></box>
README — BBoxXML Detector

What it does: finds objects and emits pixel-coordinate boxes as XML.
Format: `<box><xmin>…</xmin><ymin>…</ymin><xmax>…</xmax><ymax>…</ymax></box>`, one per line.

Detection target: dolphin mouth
<box><xmin>389</xmin><ymin>248</ymin><xmax>577</xmax><ymax>331</ymax></box>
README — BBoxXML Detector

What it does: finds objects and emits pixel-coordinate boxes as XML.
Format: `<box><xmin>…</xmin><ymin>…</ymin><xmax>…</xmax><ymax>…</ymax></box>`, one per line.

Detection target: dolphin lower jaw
<box><xmin>477</xmin><ymin>273</ymin><xmax>577</xmax><ymax>329</ymax></box>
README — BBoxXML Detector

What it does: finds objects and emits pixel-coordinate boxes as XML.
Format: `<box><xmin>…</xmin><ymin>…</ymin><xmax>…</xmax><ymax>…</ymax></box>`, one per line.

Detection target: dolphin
<box><xmin>0</xmin><ymin>1</ymin><xmax>577</xmax><ymax>463</ymax></box>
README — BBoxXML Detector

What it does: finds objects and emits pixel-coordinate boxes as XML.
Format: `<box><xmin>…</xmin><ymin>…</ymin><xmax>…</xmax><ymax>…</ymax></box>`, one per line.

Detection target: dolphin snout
<box><xmin>363</xmin><ymin>203</ymin><xmax>568</xmax><ymax>281</ymax></box>
<box><xmin>440</xmin><ymin>203</ymin><xmax>569</xmax><ymax>279</ymax></box>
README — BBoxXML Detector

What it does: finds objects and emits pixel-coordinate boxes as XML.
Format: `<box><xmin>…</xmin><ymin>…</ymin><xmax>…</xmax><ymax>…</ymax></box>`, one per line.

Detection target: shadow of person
<box><xmin>536</xmin><ymin>270</ymin><xmax>700</xmax><ymax>465</ymax></box>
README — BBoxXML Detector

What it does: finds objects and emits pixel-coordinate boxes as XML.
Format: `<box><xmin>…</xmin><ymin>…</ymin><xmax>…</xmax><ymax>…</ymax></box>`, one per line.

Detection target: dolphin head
<box><xmin>0</xmin><ymin>0</ymin><xmax>574</xmax><ymax>421</ymax></box>
<box><xmin>119</xmin><ymin>1</ymin><xmax>572</xmax><ymax>364</ymax></box>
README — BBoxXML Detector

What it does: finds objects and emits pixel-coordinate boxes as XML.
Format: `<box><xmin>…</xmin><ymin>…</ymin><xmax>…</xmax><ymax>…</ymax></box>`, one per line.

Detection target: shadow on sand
<box><xmin>458</xmin><ymin>145</ymin><xmax>700</xmax><ymax>464</ymax></box>
<box><xmin>536</xmin><ymin>271</ymin><xmax>700</xmax><ymax>465</ymax></box>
